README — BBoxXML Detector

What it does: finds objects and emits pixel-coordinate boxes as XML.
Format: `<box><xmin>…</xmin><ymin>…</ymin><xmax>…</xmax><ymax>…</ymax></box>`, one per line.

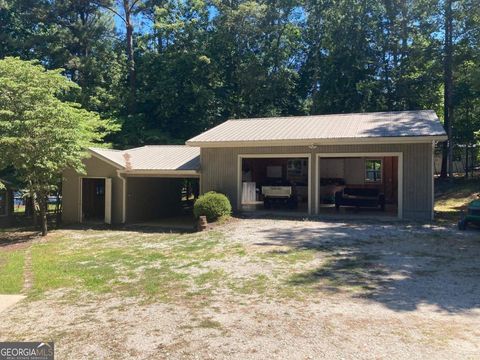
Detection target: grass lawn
<box><xmin>435</xmin><ymin>178</ymin><xmax>480</xmax><ymax>223</ymax></box>
<box><xmin>0</xmin><ymin>220</ymin><xmax>478</xmax><ymax>359</ymax></box>
<box><xmin>0</xmin><ymin>225</ymin><xmax>364</xmax><ymax>305</ymax></box>
<box><xmin>23</xmin><ymin>229</ymin><xmax>320</xmax><ymax>303</ymax></box>
<box><xmin>14</xmin><ymin>204</ymin><xmax>57</xmax><ymax>214</ymax></box>
<box><xmin>0</xmin><ymin>178</ymin><xmax>477</xmax><ymax>301</ymax></box>
<box><xmin>0</xmin><ymin>250</ymin><xmax>25</xmax><ymax>294</ymax></box>
<box><xmin>0</xmin><ymin>180</ymin><xmax>478</xmax><ymax>358</ymax></box>
<box><xmin>29</xmin><ymin>230</ymin><xmax>236</xmax><ymax>301</ymax></box>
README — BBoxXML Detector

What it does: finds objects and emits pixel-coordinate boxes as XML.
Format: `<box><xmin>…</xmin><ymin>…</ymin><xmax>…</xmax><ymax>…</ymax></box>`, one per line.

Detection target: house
<box><xmin>62</xmin><ymin>110</ymin><xmax>447</xmax><ymax>224</ymax></box>
<box><xmin>0</xmin><ymin>179</ymin><xmax>15</xmax><ymax>227</ymax></box>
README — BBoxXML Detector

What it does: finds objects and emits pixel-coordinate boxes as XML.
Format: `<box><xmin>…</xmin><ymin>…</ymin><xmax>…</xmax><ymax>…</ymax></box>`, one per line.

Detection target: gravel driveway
<box><xmin>0</xmin><ymin>218</ymin><xmax>479</xmax><ymax>359</ymax></box>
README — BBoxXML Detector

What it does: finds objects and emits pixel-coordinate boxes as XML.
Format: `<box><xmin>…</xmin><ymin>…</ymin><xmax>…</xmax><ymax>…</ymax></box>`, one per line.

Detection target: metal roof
<box><xmin>89</xmin><ymin>146</ymin><xmax>200</xmax><ymax>172</ymax></box>
<box><xmin>187</xmin><ymin>110</ymin><xmax>447</xmax><ymax>147</ymax></box>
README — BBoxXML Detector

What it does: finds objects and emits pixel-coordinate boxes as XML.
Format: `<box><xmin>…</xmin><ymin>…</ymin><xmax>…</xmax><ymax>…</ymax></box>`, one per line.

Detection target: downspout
<box><xmin>117</xmin><ymin>170</ymin><xmax>127</xmax><ymax>224</ymax></box>
<box><xmin>117</xmin><ymin>152</ymin><xmax>132</xmax><ymax>225</ymax></box>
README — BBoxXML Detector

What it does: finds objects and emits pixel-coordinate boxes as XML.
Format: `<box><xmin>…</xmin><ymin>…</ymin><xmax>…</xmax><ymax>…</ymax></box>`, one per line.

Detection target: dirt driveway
<box><xmin>0</xmin><ymin>219</ymin><xmax>479</xmax><ymax>359</ymax></box>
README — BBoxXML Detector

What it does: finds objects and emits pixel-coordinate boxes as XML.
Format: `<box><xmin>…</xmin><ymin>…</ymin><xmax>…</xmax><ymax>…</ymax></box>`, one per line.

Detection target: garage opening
<box><xmin>240</xmin><ymin>156</ymin><xmax>310</xmax><ymax>214</ymax></box>
<box><xmin>317</xmin><ymin>156</ymin><xmax>399</xmax><ymax>218</ymax></box>
<box><xmin>126</xmin><ymin>177</ymin><xmax>199</xmax><ymax>225</ymax></box>
<box><xmin>82</xmin><ymin>178</ymin><xmax>111</xmax><ymax>223</ymax></box>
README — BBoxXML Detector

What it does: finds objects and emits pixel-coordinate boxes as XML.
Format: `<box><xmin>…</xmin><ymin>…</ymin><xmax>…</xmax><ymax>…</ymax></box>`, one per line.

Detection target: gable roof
<box><xmin>186</xmin><ymin>110</ymin><xmax>448</xmax><ymax>147</ymax></box>
<box><xmin>89</xmin><ymin>146</ymin><xmax>200</xmax><ymax>173</ymax></box>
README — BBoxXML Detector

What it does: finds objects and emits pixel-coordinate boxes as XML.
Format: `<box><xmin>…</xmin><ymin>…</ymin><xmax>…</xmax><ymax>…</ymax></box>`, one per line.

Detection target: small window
<box><xmin>0</xmin><ymin>190</ymin><xmax>7</xmax><ymax>216</ymax></box>
<box><xmin>96</xmin><ymin>183</ymin><xmax>105</xmax><ymax>196</ymax></box>
<box><xmin>365</xmin><ymin>159</ymin><xmax>382</xmax><ymax>182</ymax></box>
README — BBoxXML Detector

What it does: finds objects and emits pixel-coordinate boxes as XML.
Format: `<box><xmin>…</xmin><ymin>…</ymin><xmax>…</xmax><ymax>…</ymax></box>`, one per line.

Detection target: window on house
<box><xmin>365</xmin><ymin>159</ymin><xmax>382</xmax><ymax>182</ymax></box>
<box><xmin>0</xmin><ymin>190</ymin><xmax>7</xmax><ymax>216</ymax></box>
<box><xmin>96</xmin><ymin>183</ymin><xmax>105</xmax><ymax>196</ymax></box>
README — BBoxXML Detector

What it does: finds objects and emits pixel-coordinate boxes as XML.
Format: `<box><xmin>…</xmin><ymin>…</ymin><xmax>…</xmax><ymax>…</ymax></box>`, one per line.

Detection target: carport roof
<box><xmin>89</xmin><ymin>146</ymin><xmax>200</xmax><ymax>173</ymax></box>
<box><xmin>186</xmin><ymin>110</ymin><xmax>448</xmax><ymax>147</ymax></box>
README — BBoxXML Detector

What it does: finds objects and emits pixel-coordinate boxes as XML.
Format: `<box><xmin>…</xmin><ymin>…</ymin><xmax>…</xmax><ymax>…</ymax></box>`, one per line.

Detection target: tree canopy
<box><xmin>0</xmin><ymin>0</ymin><xmax>479</xmax><ymax>158</ymax></box>
<box><xmin>0</xmin><ymin>57</ymin><xmax>118</xmax><ymax>235</ymax></box>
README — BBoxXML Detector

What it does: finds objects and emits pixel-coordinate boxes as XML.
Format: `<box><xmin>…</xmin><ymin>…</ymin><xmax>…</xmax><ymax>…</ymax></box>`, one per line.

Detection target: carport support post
<box><xmin>310</xmin><ymin>150</ymin><xmax>316</xmax><ymax>215</ymax></box>
<box><xmin>117</xmin><ymin>170</ymin><xmax>127</xmax><ymax>224</ymax></box>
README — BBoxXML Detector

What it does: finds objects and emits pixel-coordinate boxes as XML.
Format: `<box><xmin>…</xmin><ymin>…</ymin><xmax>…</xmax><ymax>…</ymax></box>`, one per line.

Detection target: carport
<box><xmin>117</xmin><ymin>146</ymin><xmax>201</xmax><ymax>224</ymax></box>
<box><xmin>124</xmin><ymin>175</ymin><xmax>199</xmax><ymax>224</ymax></box>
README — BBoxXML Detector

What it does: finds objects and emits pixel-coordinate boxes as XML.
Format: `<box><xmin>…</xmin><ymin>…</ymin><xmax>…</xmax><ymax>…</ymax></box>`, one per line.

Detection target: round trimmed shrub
<box><xmin>193</xmin><ymin>191</ymin><xmax>232</xmax><ymax>222</ymax></box>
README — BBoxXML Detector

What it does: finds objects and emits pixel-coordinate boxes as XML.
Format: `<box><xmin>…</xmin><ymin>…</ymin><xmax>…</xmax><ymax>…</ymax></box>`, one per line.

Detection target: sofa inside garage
<box><xmin>125</xmin><ymin>177</ymin><xmax>199</xmax><ymax>224</ymax></box>
<box><xmin>318</xmin><ymin>156</ymin><xmax>399</xmax><ymax>217</ymax></box>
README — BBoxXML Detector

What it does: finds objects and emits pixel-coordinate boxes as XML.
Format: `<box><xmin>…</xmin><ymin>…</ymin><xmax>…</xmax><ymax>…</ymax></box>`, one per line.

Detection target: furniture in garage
<box><xmin>335</xmin><ymin>187</ymin><xmax>385</xmax><ymax>211</ymax></box>
<box><xmin>242</xmin><ymin>182</ymin><xmax>257</xmax><ymax>204</ymax></box>
<box><xmin>320</xmin><ymin>178</ymin><xmax>346</xmax><ymax>204</ymax></box>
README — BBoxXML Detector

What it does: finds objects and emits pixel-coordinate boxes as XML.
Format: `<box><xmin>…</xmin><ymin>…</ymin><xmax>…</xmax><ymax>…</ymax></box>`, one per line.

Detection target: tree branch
<box><xmin>92</xmin><ymin>1</ymin><xmax>127</xmax><ymax>24</ymax></box>
<box><xmin>129</xmin><ymin>0</ymin><xmax>142</xmax><ymax>13</ymax></box>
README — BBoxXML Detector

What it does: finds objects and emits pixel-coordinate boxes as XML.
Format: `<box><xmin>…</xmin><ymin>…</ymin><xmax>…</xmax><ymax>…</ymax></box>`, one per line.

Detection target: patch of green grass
<box><xmin>27</xmin><ymin>229</ymin><xmax>245</xmax><ymax>303</ymax></box>
<box><xmin>194</xmin><ymin>269</ymin><xmax>225</xmax><ymax>287</ymax></box>
<box><xmin>34</xmin><ymin>239</ymin><xmax>143</xmax><ymax>295</ymax></box>
<box><xmin>229</xmin><ymin>274</ymin><xmax>270</xmax><ymax>295</ymax></box>
<box><xmin>31</xmin><ymin>239</ymin><xmax>141</xmax><ymax>295</ymax></box>
<box><xmin>0</xmin><ymin>250</ymin><xmax>25</xmax><ymax>294</ymax></box>
<box><xmin>14</xmin><ymin>204</ymin><xmax>56</xmax><ymax>214</ymax></box>
<box><xmin>197</xmin><ymin>318</ymin><xmax>223</xmax><ymax>330</ymax></box>
<box><xmin>136</xmin><ymin>266</ymin><xmax>189</xmax><ymax>301</ymax></box>
<box><xmin>7</xmin><ymin>225</ymin><xmax>388</xmax><ymax>304</ymax></box>
<box><xmin>231</xmin><ymin>243</ymin><xmax>247</xmax><ymax>257</ymax></box>
<box><xmin>435</xmin><ymin>178</ymin><xmax>480</xmax><ymax>223</ymax></box>
<box><xmin>186</xmin><ymin>270</ymin><xmax>228</xmax><ymax>301</ymax></box>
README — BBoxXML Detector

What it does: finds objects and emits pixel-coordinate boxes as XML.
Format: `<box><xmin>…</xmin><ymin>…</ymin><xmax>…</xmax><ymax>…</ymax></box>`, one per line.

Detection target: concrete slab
<box><xmin>0</xmin><ymin>295</ymin><xmax>25</xmax><ymax>314</ymax></box>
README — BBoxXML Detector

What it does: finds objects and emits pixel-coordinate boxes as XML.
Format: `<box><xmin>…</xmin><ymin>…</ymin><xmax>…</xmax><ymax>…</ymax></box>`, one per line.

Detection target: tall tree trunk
<box><xmin>441</xmin><ymin>0</ymin><xmax>454</xmax><ymax>178</ymax></box>
<box><xmin>123</xmin><ymin>0</ymin><xmax>136</xmax><ymax>113</ymax></box>
<box><xmin>100</xmin><ymin>1</ymin><xmax>138</xmax><ymax>112</ymax></box>
<box><xmin>465</xmin><ymin>144</ymin><xmax>469</xmax><ymax>178</ymax></box>
<box><xmin>29</xmin><ymin>189</ymin><xmax>37</xmax><ymax>226</ymax></box>
<box><xmin>38</xmin><ymin>193</ymin><xmax>48</xmax><ymax>236</ymax></box>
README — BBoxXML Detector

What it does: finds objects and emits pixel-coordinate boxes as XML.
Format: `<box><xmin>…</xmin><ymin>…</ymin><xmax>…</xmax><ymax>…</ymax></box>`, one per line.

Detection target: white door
<box><xmin>242</xmin><ymin>182</ymin><xmax>257</xmax><ymax>204</ymax></box>
<box><xmin>104</xmin><ymin>178</ymin><xmax>112</xmax><ymax>224</ymax></box>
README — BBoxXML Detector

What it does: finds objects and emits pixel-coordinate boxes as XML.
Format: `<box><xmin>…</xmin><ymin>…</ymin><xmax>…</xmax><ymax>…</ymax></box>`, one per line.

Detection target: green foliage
<box><xmin>193</xmin><ymin>191</ymin><xmax>232</xmax><ymax>222</ymax></box>
<box><xmin>0</xmin><ymin>57</ymin><xmax>119</xmax><ymax>234</ymax></box>
<box><xmin>0</xmin><ymin>57</ymin><xmax>119</xmax><ymax>184</ymax></box>
<box><xmin>0</xmin><ymin>249</ymin><xmax>25</xmax><ymax>294</ymax></box>
<box><xmin>1</xmin><ymin>0</ymin><xmax>479</xmax><ymax>152</ymax></box>
<box><xmin>0</xmin><ymin>0</ymin><xmax>480</xmax><ymax>147</ymax></box>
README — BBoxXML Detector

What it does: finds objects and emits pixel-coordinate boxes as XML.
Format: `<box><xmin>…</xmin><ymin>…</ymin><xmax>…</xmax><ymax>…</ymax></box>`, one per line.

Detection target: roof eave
<box><xmin>118</xmin><ymin>169</ymin><xmax>200</xmax><ymax>177</ymax></box>
<box><xmin>186</xmin><ymin>135</ymin><xmax>448</xmax><ymax>148</ymax></box>
<box><xmin>88</xmin><ymin>148</ymin><xmax>125</xmax><ymax>169</ymax></box>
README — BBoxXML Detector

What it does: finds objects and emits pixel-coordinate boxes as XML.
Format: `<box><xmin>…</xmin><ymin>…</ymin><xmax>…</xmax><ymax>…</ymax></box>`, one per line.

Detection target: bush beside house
<box><xmin>193</xmin><ymin>192</ymin><xmax>232</xmax><ymax>222</ymax></box>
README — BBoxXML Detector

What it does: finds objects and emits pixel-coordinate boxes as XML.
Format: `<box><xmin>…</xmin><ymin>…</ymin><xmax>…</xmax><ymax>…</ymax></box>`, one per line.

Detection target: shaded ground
<box><xmin>0</xmin><ymin>228</ymin><xmax>39</xmax><ymax>250</ymax></box>
<box><xmin>0</xmin><ymin>219</ymin><xmax>479</xmax><ymax>359</ymax></box>
<box><xmin>435</xmin><ymin>178</ymin><xmax>480</xmax><ymax>223</ymax></box>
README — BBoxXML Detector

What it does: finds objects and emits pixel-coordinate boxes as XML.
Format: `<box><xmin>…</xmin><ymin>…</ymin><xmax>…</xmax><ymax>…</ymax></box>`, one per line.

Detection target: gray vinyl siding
<box><xmin>62</xmin><ymin>156</ymin><xmax>125</xmax><ymax>224</ymax></box>
<box><xmin>200</xmin><ymin>143</ymin><xmax>434</xmax><ymax>221</ymax></box>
